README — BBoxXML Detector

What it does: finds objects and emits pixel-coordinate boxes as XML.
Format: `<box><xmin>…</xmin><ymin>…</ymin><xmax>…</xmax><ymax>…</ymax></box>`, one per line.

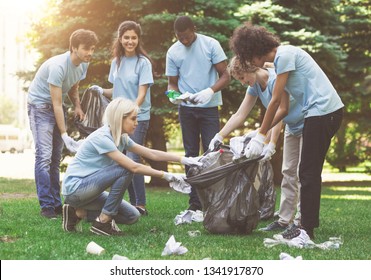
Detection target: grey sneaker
<box><xmin>90</xmin><ymin>219</ymin><xmax>124</xmax><ymax>236</ymax></box>
<box><xmin>62</xmin><ymin>204</ymin><xmax>82</xmax><ymax>232</ymax></box>
<box><xmin>259</xmin><ymin>221</ymin><xmax>288</xmax><ymax>232</ymax></box>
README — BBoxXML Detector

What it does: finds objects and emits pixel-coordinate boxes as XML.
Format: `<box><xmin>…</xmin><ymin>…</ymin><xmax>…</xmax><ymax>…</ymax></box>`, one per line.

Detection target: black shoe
<box><xmin>259</xmin><ymin>221</ymin><xmax>288</xmax><ymax>232</ymax></box>
<box><xmin>62</xmin><ymin>204</ymin><xmax>81</xmax><ymax>232</ymax></box>
<box><xmin>90</xmin><ymin>219</ymin><xmax>124</xmax><ymax>236</ymax></box>
<box><xmin>280</xmin><ymin>224</ymin><xmax>301</xmax><ymax>239</ymax></box>
<box><xmin>40</xmin><ymin>208</ymin><xmax>57</xmax><ymax>219</ymax></box>
<box><xmin>55</xmin><ymin>205</ymin><xmax>63</xmax><ymax>215</ymax></box>
<box><xmin>187</xmin><ymin>203</ymin><xmax>202</xmax><ymax>212</ymax></box>
<box><xmin>135</xmin><ymin>206</ymin><xmax>148</xmax><ymax>216</ymax></box>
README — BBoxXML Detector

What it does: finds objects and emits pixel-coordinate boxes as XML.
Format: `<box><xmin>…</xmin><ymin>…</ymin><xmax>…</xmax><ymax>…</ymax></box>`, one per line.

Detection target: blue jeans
<box><xmin>126</xmin><ymin>120</ymin><xmax>149</xmax><ymax>206</ymax></box>
<box><xmin>299</xmin><ymin>108</ymin><xmax>343</xmax><ymax>230</ymax></box>
<box><xmin>28</xmin><ymin>103</ymin><xmax>64</xmax><ymax>211</ymax></box>
<box><xmin>178</xmin><ymin>106</ymin><xmax>220</xmax><ymax>207</ymax></box>
<box><xmin>63</xmin><ymin>164</ymin><xmax>140</xmax><ymax>224</ymax></box>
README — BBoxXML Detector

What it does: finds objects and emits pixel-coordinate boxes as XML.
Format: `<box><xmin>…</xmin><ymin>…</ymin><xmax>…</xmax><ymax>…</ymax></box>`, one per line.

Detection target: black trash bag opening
<box><xmin>75</xmin><ymin>87</ymin><xmax>110</xmax><ymax>138</ymax></box>
<box><xmin>186</xmin><ymin>146</ymin><xmax>261</xmax><ymax>235</ymax></box>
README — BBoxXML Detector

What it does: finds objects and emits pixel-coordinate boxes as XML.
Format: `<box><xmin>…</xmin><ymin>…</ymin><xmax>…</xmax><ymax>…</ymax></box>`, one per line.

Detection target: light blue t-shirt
<box><xmin>274</xmin><ymin>45</ymin><xmax>344</xmax><ymax>118</ymax></box>
<box><xmin>247</xmin><ymin>68</ymin><xmax>304</xmax><ymax>136</ymax></box>
<box><xmin>62</xmin><ymin>125</ymin><xmax>135</xmax><ymax>195</ymax></box>
<box><xmin>28</xmin><ymin>51</ymin><xmax>88</xmax><ymax>105</ymax></box>
<box><xmin>166</xmin><ymin>33</ymin><xmax>227</xmax><ymax>108</ymax></box>
<box><xmin>108</xmin><ymin>55</ymin><xmax>153</xmax><ymax>121</ymax></box>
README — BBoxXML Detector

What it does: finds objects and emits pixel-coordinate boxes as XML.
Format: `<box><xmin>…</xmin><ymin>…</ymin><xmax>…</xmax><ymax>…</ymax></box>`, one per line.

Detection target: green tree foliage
<box><xmin>23</xmin><ymin>0</ymin><xmax>370</xmax><ymax>183</ymax></box>
<box><xmin>237</xmin><ymin>0</ymin><xmax>371</xmax><ymax>172</ymax></box>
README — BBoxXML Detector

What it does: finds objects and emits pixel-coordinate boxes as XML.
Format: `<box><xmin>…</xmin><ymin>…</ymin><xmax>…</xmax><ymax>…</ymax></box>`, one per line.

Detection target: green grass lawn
<box><xmin>0</xmin><ymin>177</ymin><xmax>370</xmax><ymax>260</ymax></box>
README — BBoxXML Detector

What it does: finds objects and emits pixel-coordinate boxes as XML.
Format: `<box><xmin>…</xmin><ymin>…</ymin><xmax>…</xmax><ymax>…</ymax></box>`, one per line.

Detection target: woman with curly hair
<box><xmin>229</xmin><ymin>23</ymin><xmax>344</xmax><ymax>240</ymax></box>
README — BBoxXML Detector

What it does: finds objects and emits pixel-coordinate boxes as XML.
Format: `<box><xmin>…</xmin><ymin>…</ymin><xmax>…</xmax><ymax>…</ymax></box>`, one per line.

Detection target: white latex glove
<box><xmin>260</xmin><ymin>142</ymin><xmax>276</xmax><ymax>161</ymax></box>
<box><xmin>188</xmin><ymin>88</ymin><xmax>214</xmax><ymax>104</ymax></box>
<box><xmin>244</xmin><ymin>132</ymin><xmax>266</xmax><ymax>159</ymax></box>
<box><xmin>61</xmin><ymin>133</ymin><xmax>79</xmax><ymax>153</ymax></box>
<box><xmin>89</xmin><ymin>85</ymin><xmax>104</xmax><ymax>95</ymax></box>
<box><xmin>180</xmin><ymin>156</ymin><xmax>203</xmax><ymax>167</ymax></box>
<box><xmin>208</xmin><ymin>133</ymin><xmax>223</xmax><ymax>151</ymax></box>
<box><xmin>243</xmin><ymin>129</ymin><xmax>259</xmax><ymax>140</ymax></box>
<box><xmin>162</xmin><ymin>172</ymin><xmax>186</xmax><ymax>183</ymax></box>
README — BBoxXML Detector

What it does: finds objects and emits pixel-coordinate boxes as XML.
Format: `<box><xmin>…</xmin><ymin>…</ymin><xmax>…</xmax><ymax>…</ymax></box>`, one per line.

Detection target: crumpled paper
<box><xmin>279</xmin><ymin>252</ymin><xmax>303</xmax><ymax>260</ymax></box>
<box><xmin>229</xmin><ymin>136</ymin><xmax>245</xmax><ymax>160</ymax></box>
<box><xmin>174</xmin><ymin>210</ymin><xmax>204</xmax><ymax>225</ymax></box>
<box><xmin>161</xmin><ymin>235</ymin><xmax>188</xmax><ymax>256</ymax></box>
<box><xmin>264</xmin><ymin>230</ymin><xmax>343</xmax><ymax>250</ymax></box>
<box><xmin>169</xmin><ymin>179</ymin><xmax>192</xmax><ymax>194</ymax></box>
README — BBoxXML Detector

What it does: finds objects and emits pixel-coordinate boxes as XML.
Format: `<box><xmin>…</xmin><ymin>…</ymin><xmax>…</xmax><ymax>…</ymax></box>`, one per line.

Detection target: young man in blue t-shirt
<box><xmin>165</xmin><ymin>16</ymin><xmax>230</xmax><ymax>211</ymax></box>
<box><xmin>27</xmin><ymin>29</ymin><xmax>98</xmax><ymax>219</ymax></box>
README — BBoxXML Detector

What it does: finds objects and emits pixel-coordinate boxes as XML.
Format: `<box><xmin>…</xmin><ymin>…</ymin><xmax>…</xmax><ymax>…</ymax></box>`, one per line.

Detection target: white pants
<box><xmin>278</xmin><ymin>130</ymin><xmax>302</xmax><ymax>225</ymax></box>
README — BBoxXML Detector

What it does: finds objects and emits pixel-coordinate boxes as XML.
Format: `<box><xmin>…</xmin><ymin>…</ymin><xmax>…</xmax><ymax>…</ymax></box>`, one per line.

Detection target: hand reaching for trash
<box><xmin>244</xmin><ymin>132</ymin><xmax>266</xmax><ymax>159</ymax></box>
<box><xmin>180</xmin><ymin>156</ymin><xmax>203</xmax><ymax>167</ymax></box>
<box><xmin>260</xmin><ymin>142</ymin><xmax>276</xmax><ymax>161</ymax></box>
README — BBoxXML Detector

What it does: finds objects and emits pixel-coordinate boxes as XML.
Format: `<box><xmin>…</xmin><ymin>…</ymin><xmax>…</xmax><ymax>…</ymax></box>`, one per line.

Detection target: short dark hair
<box><xmin>229</xmin><ymin>23</ymin><xmax>280</xmax><ymax>67</ymax></box>
<box><xmin>69</xmin><ymin>29</ymin><xmax>98</xmax><ymax>51</ymax></box>
<box><xmin>174</xmin><ymin>16</ymin><xmax>195</xmax><ymax>32</ymax></box>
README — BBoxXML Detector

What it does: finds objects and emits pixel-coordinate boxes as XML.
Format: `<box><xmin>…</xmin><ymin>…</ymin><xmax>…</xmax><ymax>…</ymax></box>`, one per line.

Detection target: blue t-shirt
<box><xmin>166</xmin><ymin>33</ymin><xmax>227</xmax><ymax>108</ymax></box>
<box><xmin>274</xmin><ymin>45</ymin><xmax>344</xmax><ymax>118</ymax></box>
<box><xmin>109</xmin><ymin>55</ymin><xmax>153</xmax><ymax>121</ymax></box>
<box><xmin>247</xmin><ymin>68</ymin><xmax>304</xmax><ymax>136</ymax></box>
<box><xmin>62</xmin><ymin>125</ymin><xmax>135</xmax><ymax>195</ymax></box>
<box><xmin>28</xmin><ymin>51</ymin><xmax>88</xmax><ymax>105</ymax></box>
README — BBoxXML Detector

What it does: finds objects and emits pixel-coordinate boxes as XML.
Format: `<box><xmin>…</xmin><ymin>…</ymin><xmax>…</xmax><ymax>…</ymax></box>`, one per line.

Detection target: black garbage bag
<box><xmin>256</xmin><ymin>160</ymin><xmax>276</xmax><ymax>220</ymax></box>
<box><xmin>75</xmin><ymin>87</ymin><xmax>110</xmax><ymax>138</ymax></box>
<box><xmin>186</xmin><ymin>145</ymin><xmax>261</xmax><ymax>235</ymax></box>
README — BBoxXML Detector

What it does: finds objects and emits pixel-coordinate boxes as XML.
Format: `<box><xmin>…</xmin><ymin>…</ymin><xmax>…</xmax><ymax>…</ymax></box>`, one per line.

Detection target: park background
<box><xmin>0</xmin><ymin>0</ymin><xmax>370</xmax><ymax>262</ymax></box>
<box><xmin>0</xmin><ymin>0</ymin><xmax>370</xmax><ymax>185</ymax></box>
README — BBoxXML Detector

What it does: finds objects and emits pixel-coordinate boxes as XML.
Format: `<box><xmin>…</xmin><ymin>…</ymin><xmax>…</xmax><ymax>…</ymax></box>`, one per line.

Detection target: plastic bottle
<box><xmin>165</xmin><ymin>90</ymin><xmax>181</xmax><ymax>99</ymax></box>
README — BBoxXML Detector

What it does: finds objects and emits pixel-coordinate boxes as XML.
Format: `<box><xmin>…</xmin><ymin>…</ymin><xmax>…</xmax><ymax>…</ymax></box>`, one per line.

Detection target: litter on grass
<box><xmin>279</xmin><ymin>252</ymin><xmax>303</xmax><ymax>260</ymax></box>
<box><xmin>264</xmin><ymin>232</ymin><xmax>343</xmax><ymax>249</ymax></box>
<box><xmin>188</xmin><ymin>230</ymin><xmax>201</xmax><ymax>237</ymax></box>
<box><xmin>112</xmin><ymin>254</ymin><xmax>129</xmax><ymax>260</ymax></box>
<box><xmin>174</xmin><ymin>210</ymin><xmax>204</xmax><ymax>225</ymax></box>
<box><xmin>161</xmin><ymin>235</ymin><xmax>188</xmax><ymax>256</ymax></box>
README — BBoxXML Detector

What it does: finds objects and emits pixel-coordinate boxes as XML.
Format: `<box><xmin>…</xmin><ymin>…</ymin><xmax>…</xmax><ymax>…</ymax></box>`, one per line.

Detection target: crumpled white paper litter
<box><xmin>264</xmin><ymin>230</ymin><xmax>343</xmax><ymax>250</ymax></box>
<box><xmin>161</xmin><ymin>235</ymin><xmax>188</xmax><ymax>256</ymax></box>
<box><xmin>174</xmin><ymin>210</ymin><xmax>204</xmax><ymax>225</ymax></box>
<box><xmin>279</xmin><ymin>252</ymin><xmax>303</xmax><ymax>260</ymax></box>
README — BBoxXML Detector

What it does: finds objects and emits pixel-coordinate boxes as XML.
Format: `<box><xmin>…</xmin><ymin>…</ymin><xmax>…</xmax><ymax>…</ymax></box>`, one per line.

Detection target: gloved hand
<box><xmin>243</xmin><ymin>132</ymin><xmax>266</xmax><ymax>159</ymax></box>
<box><xmin>260</xmin><ymin>142</ymin><xmax>276</xmax><ymax>161</ymax></box>
<box><xmin>208</xmin><ymin>133</ymin><xmax>223</xmax><ymax>151</ymax></box>
<box><xmin>180</xmin><ymin>156</ymin><xmax>203</xmax><ymax>167</ymax></box>
<box><xmin>169</xmin><ymin>97</ymin><xmax>183</xmax><ymax>105</ymax></box>
<box><xmin>89</xmin><ymin>85</ymin><xmax>104</xmax><ymax>95</ymax></box>
<box><xmin>243</xmin><ymin>129</ymin><xmax>259</xmax><ymax>140</ymax></box>
<box><xmin>188</xmin><ymin>88</ymin><xmax>214</xmax><ymax>104</ymax></box>
<box><xmin>61</xmin><ymin>133</ymin><xmax>79</xmax><ymax>153</ymax></box>
<box><xmin>162</xmin><ymin>172</ymin><xmax>186</xmax><ymax>183</ymax></box>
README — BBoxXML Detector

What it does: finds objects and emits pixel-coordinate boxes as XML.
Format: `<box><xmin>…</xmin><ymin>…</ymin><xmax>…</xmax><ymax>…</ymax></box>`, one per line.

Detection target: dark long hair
<box><xmin>112</xmin><ymin>21</ymin><xmax>152</xmax><ymax>69</ymax></box>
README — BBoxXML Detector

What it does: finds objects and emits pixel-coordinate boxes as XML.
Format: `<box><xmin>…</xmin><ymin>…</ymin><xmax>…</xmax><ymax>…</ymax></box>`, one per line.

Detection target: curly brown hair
<box><xmin>229</xmin><ymin>23</ymin><xmax>280</xmax><ymax>67</ymax></box>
